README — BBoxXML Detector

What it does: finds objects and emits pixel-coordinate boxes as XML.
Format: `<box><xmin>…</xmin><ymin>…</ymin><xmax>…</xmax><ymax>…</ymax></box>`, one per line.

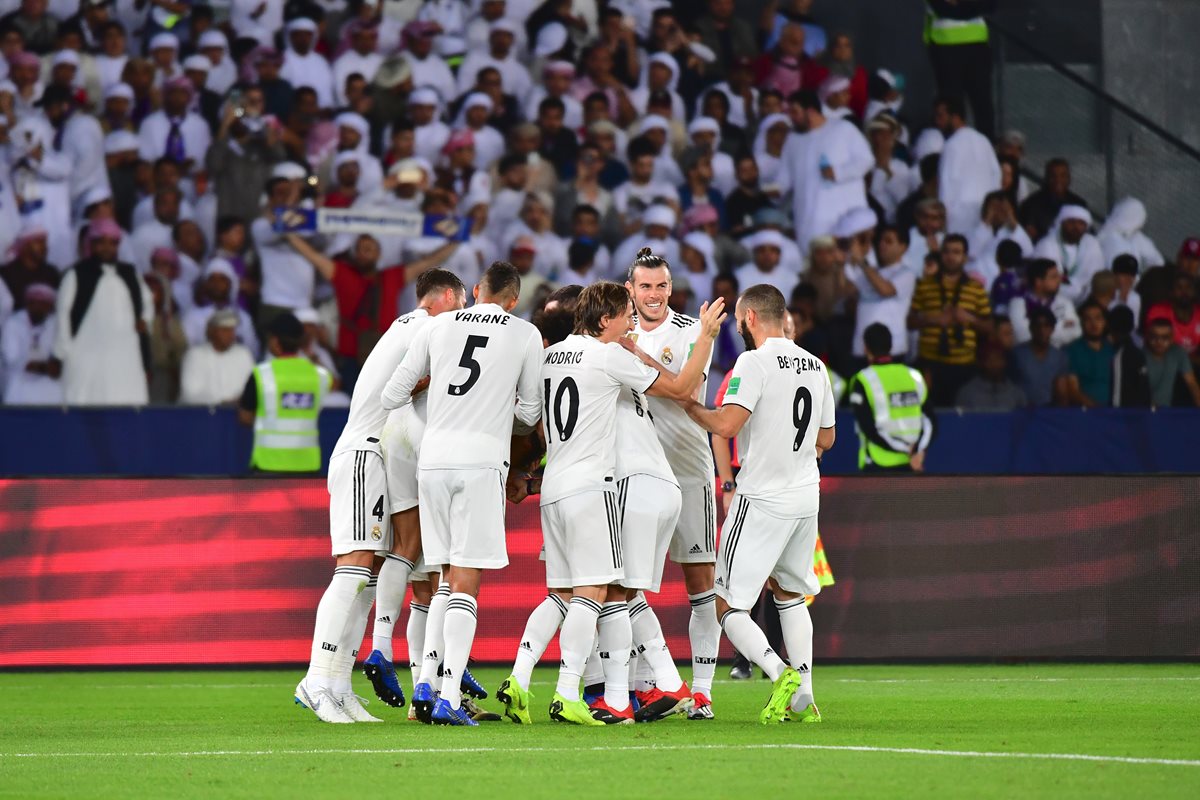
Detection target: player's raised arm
<box><xmin>627</xmin><ymin>298</ymin><xmax>726</xmax><ymax>401</ymax></box>
<box><xmin>381</xmin><ymin>323</ymin><xmax>433</xmax><ymax>410</ymax></box>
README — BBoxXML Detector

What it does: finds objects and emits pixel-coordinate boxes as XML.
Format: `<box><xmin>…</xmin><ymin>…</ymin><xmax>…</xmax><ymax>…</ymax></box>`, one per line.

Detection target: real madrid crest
<box><xmin>661</xmin><ymin>346</ymin><xmax>674</xmax><ymax>365</ymax></box>
<box><xmin>371</xmin><ymin>525</ymin><xmax>382</xmax><ymax>541</ymax></box>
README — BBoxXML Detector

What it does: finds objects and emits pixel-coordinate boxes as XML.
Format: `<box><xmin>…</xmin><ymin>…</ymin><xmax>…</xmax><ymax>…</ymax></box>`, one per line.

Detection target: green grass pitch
<box><xmin>2</xmin><ymin>664</ymin><xmax>1198</xmax><ymax>799</ymax></box>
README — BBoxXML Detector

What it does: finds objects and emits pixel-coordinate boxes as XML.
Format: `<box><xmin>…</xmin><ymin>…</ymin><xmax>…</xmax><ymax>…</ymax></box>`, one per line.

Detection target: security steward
<box><xmin>238</xmin><ymin>312</ymin><xmax>333</xmax><ymax>473</ymax></box>
<box><xmin>847</xmin><ymin>323</ymin><xmax>936</xmax><ymax>472</ymax></box>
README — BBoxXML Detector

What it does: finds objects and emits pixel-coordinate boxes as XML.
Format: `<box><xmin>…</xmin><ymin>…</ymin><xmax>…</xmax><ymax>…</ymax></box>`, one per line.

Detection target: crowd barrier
<box><xmin>1</xmin><ymin>407</ymin><xmax>1199</xmax><ymax>475</ymax></box>
<box><xmin>1</xmin><ymin>476</ymin><xmax>1195</xmax><ymax>667</ymax></box>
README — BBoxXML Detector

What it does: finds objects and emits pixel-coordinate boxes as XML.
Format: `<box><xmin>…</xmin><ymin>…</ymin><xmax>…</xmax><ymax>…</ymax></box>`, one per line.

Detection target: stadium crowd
<box><xmin>0</xmin><ymin>0</ymin><xmax>1197</xmax><ymax>410</ymax></box>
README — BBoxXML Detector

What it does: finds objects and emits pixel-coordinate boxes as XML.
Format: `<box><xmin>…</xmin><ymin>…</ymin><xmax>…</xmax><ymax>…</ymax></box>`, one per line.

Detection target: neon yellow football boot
<box><xmin>549</xmin><ymin>693</ymin><xmax>605</xmax><ymax>726</ymax></box>
<box><xmin>496</xmin><ymin>675</ymin><xmax>532</xmax><ymax>725</ymax></box>
<box><xmin>794</xmin><ymin>702</ymin><xmax>822</xmax><ymax>723</ymax></box>
<box><xmin>760</xmin><ymin>667</ymin><xmax>802</xmax><ymax>724</ymax></box>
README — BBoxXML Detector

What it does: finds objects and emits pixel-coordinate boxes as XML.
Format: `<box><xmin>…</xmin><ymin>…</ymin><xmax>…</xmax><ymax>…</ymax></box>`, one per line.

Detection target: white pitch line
<box><xmin>1</xmin><ymin>743</ymin><xmax>1197</xmax><ymax>767</ymax></box>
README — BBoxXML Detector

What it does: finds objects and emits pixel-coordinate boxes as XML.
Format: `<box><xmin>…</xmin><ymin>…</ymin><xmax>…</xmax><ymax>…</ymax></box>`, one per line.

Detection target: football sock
<box><xmin>439</xmin><ymin>593</ymin><xmax>478</xmax><ymax>709</ymax></box>
<box><xmin>626</xmin><ymin>652</ymin><xmax>640</xmax><ymax>692</ymax></box>
<box><xmin>305</xmin><ymin>565</ymin><xmax>371</xmax><ymax>692</ymax></box>
<box><xmin>406</xmin><ymin>601</ymin><xmax>429</xmax><ymax>689</ymax></box>
<box><xmin>512</xmin><ymin>593</ymin><xmax>568</xmax><ymax>691</ymax></box>
<box><xmin>630</xmin><ymin>593</ymin><xmax>683</xmax><ymax>692</ymax></box>
<box><xmin>371</xmin><ymin>554</ymin><xmax>414</xmax><ymax>661</ymax></box>
<box><xmin>775</xmin><ymin>596</ymin><xmax>815</xmax><ymax>709</ymax></box>
<box><xmin>332</xmin><ymin>574</ymin><xmax>376</xmax><ymax>695</ymax></box>
<box><xmin>597</xmin><ymin>602</ymin><xmax>632</xmax><ymax>711</ymax></box>
<box><xmin>720</xmin><ymin>609</ymin><xmax>786</xmax><ymax>682</ymax></box>
<box><xmin>688</xmin><ymin>591</ymin><xmax>720</xmax><ymax>697</ymax></box>
<box><xmin>583</xmin><ymin>643</ymin><xmax>605</xmax><ymax>688</ymax></box>
<box><xmin>556</xmin><ymin>596</ymin><xmax>601</xmax><ymax>701</ymax></box>
<box><xmin>417</xmin><ymin>583</ymin><xmax>450</xmax><ymax>687</ymax></box>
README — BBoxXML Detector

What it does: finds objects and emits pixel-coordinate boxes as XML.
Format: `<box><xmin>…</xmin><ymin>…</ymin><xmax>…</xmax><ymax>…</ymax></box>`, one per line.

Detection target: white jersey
<box><xmin>334</xmin><ymin>309</ymin><xmax>432</xmax><ymax>457</ymax></box>
<box><xmin>614</xmin><ymin>384</ymin><xmax>677</xmax><ymax>485</ymax></box>
<box><xmin>540</xmin><ymin>334</ymin><xmax>660</xmax><ymax>504</ymax></box>
<box><xmin>721</xmin><ymin>338</ymin><xmax>836</xmax><ymax>517</ymax></box>
<box><xmin>632</xmin><ymin>309</ymin><xmax>714</xmax><ymax>486</ymax></box>
<box><xmin>382</xmin><ymin>302</ymin><xmax>543</xmax><ymax>471</ymax></box>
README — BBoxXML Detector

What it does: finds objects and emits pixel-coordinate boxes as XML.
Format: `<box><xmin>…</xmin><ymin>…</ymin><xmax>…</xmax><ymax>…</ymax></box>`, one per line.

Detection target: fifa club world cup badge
<box><xmin>371</xmin><ymin>525</ymin><xmax>382</xmax><ymax>541</ymax></box>
<box><xmin>628</xmin><ymin>333</ymin><xmax>639</xmax><ymax>344</ymax></box>
<box><xmin>661</xmin><ymin>347</ymin><xmax>674</xmax><ymax>365</ymax></box>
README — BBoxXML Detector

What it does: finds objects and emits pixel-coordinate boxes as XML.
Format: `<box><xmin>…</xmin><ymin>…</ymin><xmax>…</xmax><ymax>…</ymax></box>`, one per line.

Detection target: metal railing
<box><xmin>992</xmin><ymin>20</ymin><xmax>1199</xmax><ymax>258</ymax></box>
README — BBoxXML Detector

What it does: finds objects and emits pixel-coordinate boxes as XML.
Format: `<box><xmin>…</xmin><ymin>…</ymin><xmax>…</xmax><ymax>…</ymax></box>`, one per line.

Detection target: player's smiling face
<box><xmin>627</xmin><ymin>266</ymin><xmax>672</xmax><ymax>325</ymax></box>
<box><xmin>599</xmin><ymin>300</ymin><xmax>635</xmax><ymax>343</ymax></box>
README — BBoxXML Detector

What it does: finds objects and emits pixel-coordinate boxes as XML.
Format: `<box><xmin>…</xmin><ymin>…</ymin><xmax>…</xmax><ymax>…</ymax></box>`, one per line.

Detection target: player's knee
<box><xmin>335</xmin><ymin>550</ymin><xmax>376</xmax><ymax>568</ymax></box>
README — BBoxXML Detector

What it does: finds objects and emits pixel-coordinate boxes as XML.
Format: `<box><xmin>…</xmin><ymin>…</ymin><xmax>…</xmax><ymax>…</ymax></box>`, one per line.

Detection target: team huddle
<box><xmin>293</xmin><ymin>248</ymin><xmax>834</xmax><ymax>727</ymax></box>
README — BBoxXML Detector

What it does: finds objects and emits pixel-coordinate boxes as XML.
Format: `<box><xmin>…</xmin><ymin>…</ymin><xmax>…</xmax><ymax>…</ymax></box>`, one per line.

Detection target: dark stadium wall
<box><xmin>1</xmin><ymin>477</ymin><xmax>1195</xmax><ymax>668</ymax></box>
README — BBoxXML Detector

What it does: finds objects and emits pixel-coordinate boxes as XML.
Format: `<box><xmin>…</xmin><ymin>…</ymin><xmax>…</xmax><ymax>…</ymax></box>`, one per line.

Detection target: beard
<box><xmin>739</xmin><ymin>320</ymin><xmax>756</xmax><ymax>352</ymax></box>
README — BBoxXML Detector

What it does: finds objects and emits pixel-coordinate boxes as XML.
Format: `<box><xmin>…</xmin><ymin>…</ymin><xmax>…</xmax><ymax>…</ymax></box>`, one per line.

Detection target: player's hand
<box><xmin>698</xmin><ymin>297</ymin><xmax>727</xmax><ymax>339</ymax></box>
<box><xmin>410</xmin><ymin>376</ymin><xmax>431</xmax><ymax>397</ymax></box>
<box><xmin>910</xmin><ymin>449</ymin><xmax>926</xmax><ymax>472</ymax></box>
<box><xmin>505</xmin><ymin>473</ymin><xmax>529</xmax><ymax>504</ymax></box>
<box><xmin>618</xmin><ymin>335</ymin><xmax>656</xmax><ymax>366</ymax></box>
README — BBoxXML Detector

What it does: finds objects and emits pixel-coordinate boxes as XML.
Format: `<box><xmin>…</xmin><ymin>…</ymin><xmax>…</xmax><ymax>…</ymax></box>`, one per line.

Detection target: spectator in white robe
<box><xmin>136</xmin><ymin>76</ymin><xmax>212</xmax><ymax>173</ymax></box>
<box><xmin>936</xmin><ymin>95</ymin><xmax>1001</xmax><ymax>237</ymax></box>
<box><xmin>402</xmin><ymin>21</ymin><xmax>457</xmax><ymax>106</ymax></box>
<box><xmin>967</xmin><ymin>190</ymin><xmax>1034</xmax><ymax>286</ymax></box>
<box><xmin>678</xmin><ymin>230</ymin><xmax>719</xmax><ymax>313</ymax></box>
<box><xmin>280</xmin><ymin>17</ymin><xmax>335</xmax><ymax>109</ymax></box>
<box><xmin>179</xmin><ymin>310</ymin><xmax>256</xmax><ymax>405</ymax></box>
<box><xmin>129</xmin><ymin>187</ymin><xmax>184</xmax><ymax>273</ymax></box>
<box><xmin>230</xmin><ymin>0</ymin><xmax>284</xmax><ymax>46</ymax></box>
<box><xmin>865</xmin><ymin>113</ymin><xmax>911</xmax><ymax>223</ymax></box>
<box><xmin>2</xmin><ymin>283</ymin><xmax>62</xmax><ymax>405</ymax></box>
<box><xmin>631</xmin><ymin>52</ymin><xmax>685</xmax><ymax>120</ymax></box>
<box><xmin>457</xmin><ymin>93</ymin><xmax>506</xmax><ymax>170</ymax></box>
<box><xmin>53</xmin><ymin>219</ymin><xmax>152</xmax><ymax>406</ymax></box>
<box><xmin>39</xmin><ymin>85</ymin><xmax>109</xmax><ymax>211</ymax></box>
<box><xmin>689</xmin><ymin>116</ymin><xmax>736</xmax><ymax>197</ymax></box>
<box><xmin>1034</xmin><ymin>205</ymin><xmax>1105</xmax><ymax>306</ymax></box>
<box><xmin>501</xmin><ymin>190</ymin><xmax>570</xmax><ymax>279</ymax></box>
<box><xmin>612</xmin><ymin>204</ymin><xmax>681</xmax><ymax>275</ymax></box>
<box><xmin>778</xmin><ymin>89</ymin><xmax>873</xmax><ymax>251</ymax></box>
<box><xmin>316</xmin><ymin>112</ymin><xmax>383</xmax><ymax>195</ymax></box>
<box><xmin>735</xmin><ymin>229</ymin><xmax>801</xmax><ymax>300</ymax></box>
<box><xmin>409</xmin><ymin>88</ymin><xmax>451</xmax><ymax>163</ymax></box>
<box><xmin>750</xmin><ymin>112</ymin><xmax>791</xmax><ymax>194</ymax></box>
<box><xmin>419</xmin><ymin>0</ymin><xmax>472</xmax><ymax>59</ymax></box>
<box><xmin>636</xmin><ymin>113</ymin><xmax>684</xmax><ymax>188</ymax></box>
<box><xmin>525</xmin><ymin>60</ymin><xmax>583</xmax><ymax>131</ymax></box>
<box><xmin>906</xmin><ymin>127</ymin><xmax>945</xmax><ymax>194</ymax></box>
<box><xmin>332</xmin><ymin>21</ymin><xmax>383</xmax><ymax>108</ymax></box>
<box><xmin>1097</xmin><ymin>197</ymin><xmax>1165</xmax><ymax>271</ymax></box>
<box><xmin>456</xmin><ymin>19</ymin><xmax>532</xmax><ymax>102</ymax></box>
<box><xmin>197</xmin><ymin>30</ymin><xmax>238</xmax><ymax>96</ymax></box>
<box><xmin>181</xmin><ymin>258</ymin><xmax>259</xmax><ymax>355</ymax></box>
<box><xmin>8</xmin><ymin>117</ymin><xmax>74</xmax><ymax>271</ymax></box>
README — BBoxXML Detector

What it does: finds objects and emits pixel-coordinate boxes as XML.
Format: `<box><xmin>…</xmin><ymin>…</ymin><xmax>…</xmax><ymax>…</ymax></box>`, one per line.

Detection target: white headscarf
<box><xmin>753</xmin><ymin>113</ymin><xmax>792</xmax><ymax>157</ymax></box>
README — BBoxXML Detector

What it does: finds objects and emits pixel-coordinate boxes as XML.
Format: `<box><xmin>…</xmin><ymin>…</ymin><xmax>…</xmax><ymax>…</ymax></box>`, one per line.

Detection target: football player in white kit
<box><xmin>294</xmin><ymin>268</ymin><xmax>466</xmax><ymax>724</ymax></box>
<box><xmin>382</xmin><ymin>262</ymin><xmax>544</xmax><ymax>726</ymax></box>
<box><xmin>356</xmin><ymin>270</ymin><xmax>467</xmax><ymax>711</ymax></box>
<box><xmin>531</xmin><ymin>280</ymin><xmax>724</xmax><ymax>725</ymax></box>
<box><xmin>679</xmin><ymin>284</ymin><xmax>836</xmax><ymax>725</ymax></box>
<box><xmin>627</xmin><ymin>251</ymin><xmax>723</xmax><ymax>718</ymax></box>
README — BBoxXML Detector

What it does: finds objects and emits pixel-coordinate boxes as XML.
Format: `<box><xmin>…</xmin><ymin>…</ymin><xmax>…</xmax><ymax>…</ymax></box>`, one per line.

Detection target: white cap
<box><xmin>832</xmin><ymin>206</ymin><xmax>879</xmax><ymax>239</ymax></box>
<box><xmin>750</xmin><ymin>229</ymin><xmax>786</xmax><ymax>251</ymax></box>
<box><xmin>271</xmin><ymin>161</ymin><xmax>309</xmax><ymax>180</ymax></box>
<box><xmin>463</xmin><ymin>92</ymin><xmax>493</xmax><ymax>113</ymax></box>
<box><xmin>51</xmin><ymin>50</ymin><xmax>80</xmax><ymax>68</ymax></box>
<box><xmin>198</xmin><ymin>30</ymin><xmax>228</xmax><ymax>50</ymax></box>
<box><xmin>875</xmin><ymin>68</ymin><xmax>899</xmax><ymax>90</ymax></box>
<box><xmin>644</xmin><ymin>204</ymin><xmax>677</xmax><ymax>230</ymax></box>
<box><xmin>1056</xmin><ymin>204</ymin><xmax>1093</xmax><ymax>227</ymax></box>
<box><xmin>639</xmin><ymin>114</ymin><xmax>670</xmax><ymax>134</ymax></box>
<box><xmin>294</xmin><ymin>307</ymin><xmax>321</xmax><ymax>325</ymax></box>
<box><xmin>149</xmin><ymin>32</ymin><xmax>179</xmax><ymax>51</ymax></box>
<box><xmin>203</xmin><ymin>257</ymin><xmax>237</xmax><ymax>282</ymax></box>
<box><xmin>335</xmin><ymin>112</ymin><xmax>369</xmax><ymax>138</ymax></box>
<box><xmin>409</xmin><ymin>86</ymin><xmax>440</xmax><ymax>106</ymax></box>
<box><xmin>649</xmin><ymin>52</ymin><xmax>678</xmax><ymax>75</ymax></box>
<box><xmin>687</xmin><ymin>116</ymin><xmax>720</xmax><ymax>137</ymax></box>
<box><xmin>534</xmin><ymin>21</ymin><xmax>567</xmax><ymax>56</ymax></box>
<box><xmin>104</xmin><ymin>129</ymin><xmax>139</xmax><ymax>154</ymax></box>
<box><xmin>388</xmin><ymin>157</ymin><xmax>427</xmax><ymax>182</ymax></box>
<box><xmin>913</xmin><ymin>128</ymin><xmax>945</xmax><ymax>161</ymax></box>
<box><xmin>104</xmin><ymin>82</ymin><xmax>134</xmax><ymax>102</ymax></box>
<box><xmin>183</xmin><ymin>54</ymin><xmax>212</xmax><ymax>72</ymax></box>
<box><xmin>79</xmin><ymin>184</ymin><xmax>113</xmax><ymax>209</ymax></box>
<box><xmin>287</xmin><ymin>17</ymin><xmax>319</xmax><ymax>34</ymax></box>
<box><xmin>333</xmin><ymin>151</ymin><xmax>361</xmax><ymax>170</ymax></box>
<box><xmin>819</xmin><ymin>75</ymin><xmax>851</xmax><ymax>103</ymax></box>
<box><xmin>489</xmin><ymin>18</ymin><xmax>519</xmax><ymax>36</ymax></box>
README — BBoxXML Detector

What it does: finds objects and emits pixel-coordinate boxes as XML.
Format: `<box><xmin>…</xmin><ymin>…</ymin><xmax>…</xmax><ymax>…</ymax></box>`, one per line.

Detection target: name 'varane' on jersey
<box><xmin>721</xmin><ymin>337</ymin><xmax>837</xmax><ymax>516</ymax></box>
<box><xmin>333</xmin><ymin>308</ymin><xmax>432</xmax><ymax>457</ymax></box>
<box><xmin>632</xmin><ymin>310</ymin><xmax>714</xmax><ymax>486</ymax></box>
<box><xmin>381</xmin><ymin>303</ymin><xmax>543</xmax><ymax>471</ymax></box>
<box><xmin>540</xmin><ymin>334</ymin><xmax>661</xmax><ymax>504</ymax></box>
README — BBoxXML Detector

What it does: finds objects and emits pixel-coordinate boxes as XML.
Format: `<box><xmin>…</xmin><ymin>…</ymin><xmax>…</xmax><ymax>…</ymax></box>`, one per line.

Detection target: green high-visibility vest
<box><xmin>250</xmin><ymin>357</ymin><xmax>324</xmax><ymax>473</ymax></box>
<box><xmin>924</xmin><ymin>4</ymin><xmax>989</xmax><ymax>46</ymax></box>
<box><xmin>853</xmin><ymin>363</ymin><xmax>927</xmax><ymax>469</ymax></box>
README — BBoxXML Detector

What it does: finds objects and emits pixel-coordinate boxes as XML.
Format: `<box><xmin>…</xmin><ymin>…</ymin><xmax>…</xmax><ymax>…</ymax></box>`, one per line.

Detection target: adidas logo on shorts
<box><xmin>689</xmin><ymin>544</ymin><xmax>703</xmax><ymax>554</ymax></box>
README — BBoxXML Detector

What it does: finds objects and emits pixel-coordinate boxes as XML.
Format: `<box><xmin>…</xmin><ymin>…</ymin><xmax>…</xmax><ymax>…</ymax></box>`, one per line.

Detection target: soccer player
<box><xmin>533</xmin><ymin>278</ymin><xmax>724</xmax><ymax>725</ymax></box>
<box><xmin>294</xmin><ymin>268</ymin><xmax>465</xmax><ymax>724</ymax></box>
<box><xmin>382</xmin><ymin>261</ymin><xmax>544</xmax><ymax>726</ymax></box>
<box><xmin>627</xmin><ymin>251</ymin><xmax>723</xmax><ymax>718</ymax></box>
<box><xmin>677</xmin><ymin>284</ymin><xmax>835</xmax><ymax>724</ymax></box>
<box><xmin>360</xmin><ymin>269</ymin><xmax>467</xmax><ymax>709</ymax></box>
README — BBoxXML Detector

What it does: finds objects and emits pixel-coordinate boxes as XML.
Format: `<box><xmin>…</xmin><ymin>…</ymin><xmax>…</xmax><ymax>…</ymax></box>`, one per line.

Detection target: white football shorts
<box><xmin>327</xmin><ymin>450</ymin><xmax>391</xmax><ymax>556</ymax></box>
<box><xmin>714</xmin><ymin>495</ymin><xmax>820</xmax><ymax>610</ymax></box>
